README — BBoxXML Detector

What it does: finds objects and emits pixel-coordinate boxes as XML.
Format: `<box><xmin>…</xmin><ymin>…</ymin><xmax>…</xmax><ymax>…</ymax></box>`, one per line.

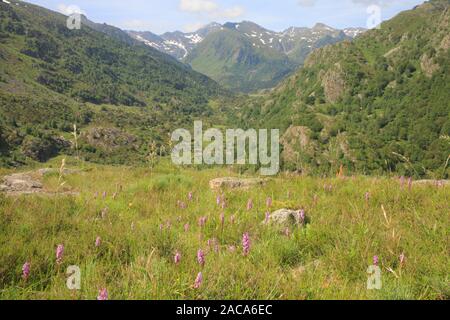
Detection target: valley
<box><xmin>129</xmin><ymin>21</ymin><xmax>365</xmax><ymax>92</ymax></box>
<box><xmin>0</xmin><ymin>0</ymin><xmax>448</xmax><ymax>301</ymax></box>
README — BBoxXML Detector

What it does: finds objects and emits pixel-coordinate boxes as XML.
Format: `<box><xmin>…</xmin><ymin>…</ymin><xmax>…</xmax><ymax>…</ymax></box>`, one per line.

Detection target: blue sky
<box><xmin>25</xmin><ymin>0</ymin><xmax>425</xmax><ymax>34</ymax></box>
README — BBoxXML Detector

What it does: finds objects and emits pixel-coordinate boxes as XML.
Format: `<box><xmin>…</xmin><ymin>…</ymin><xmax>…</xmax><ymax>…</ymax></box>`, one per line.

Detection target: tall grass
<box><xmin>0</xmin><ymin>158</ymin><xmax>448</xmax><ymax>300</ymax></box>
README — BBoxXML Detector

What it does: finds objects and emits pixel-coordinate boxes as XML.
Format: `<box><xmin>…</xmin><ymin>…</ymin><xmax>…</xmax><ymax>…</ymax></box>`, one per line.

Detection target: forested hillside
<box><xmin>237</xmin><ymin>0</ymin><xmax>450</xmax><ymax>178</ymax></box>
<box><xmin>0</xmin><ymin>0</ymin><xmax>228</xmax><ymax>166</ymax></box>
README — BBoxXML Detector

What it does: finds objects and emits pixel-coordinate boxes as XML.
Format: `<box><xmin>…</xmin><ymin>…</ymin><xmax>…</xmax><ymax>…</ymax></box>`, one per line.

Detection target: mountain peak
<box><xmin>312</xmin><ymin>23</ymin><xmax>336</xmax><ymax>31</ymax></box>
<box><xmin>204</xmin><ymin>22</ymin><xmax>221</xmax><ymax>28</ymax></box>
<box><xmin>223</xmin><ymin>21</ymin><xmax>266</xmax><ymax>32</ymax></box>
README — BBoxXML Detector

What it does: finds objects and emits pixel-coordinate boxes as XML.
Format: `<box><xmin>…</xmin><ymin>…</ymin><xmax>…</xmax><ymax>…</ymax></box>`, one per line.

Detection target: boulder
<box><xmin>0</xmin><ymin>173</ymin><xmax>43</xmax><ymax>193</ymax></box>
<box><xmin>267</xmin><ymin>209</ymin><xmax>307</xmax><ymax>227</ymax></box>
<box><xmin>209</xmin><ymin>177</ymin><xmax>267</xmax><ymax>190</ymax></box>
<box><xmin>0</xmin><ymin>170</ymin><xmax>80</xmax><ymax>196</ymax></box>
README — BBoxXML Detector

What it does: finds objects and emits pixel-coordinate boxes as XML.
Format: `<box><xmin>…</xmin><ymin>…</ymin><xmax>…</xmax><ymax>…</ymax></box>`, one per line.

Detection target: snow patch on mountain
<box><xmin>128</xmin><ymin>22</ymin><xmax>367</xmax><ymax>61</ymax></box>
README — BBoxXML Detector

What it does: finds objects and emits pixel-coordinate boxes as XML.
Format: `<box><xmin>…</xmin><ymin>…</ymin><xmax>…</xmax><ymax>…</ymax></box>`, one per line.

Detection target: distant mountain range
<box><xmin>128</xmin><ymin>23</ymin><xmax>223</xmax><ymax>60</ymax></box>
<box><xmin>128</xmin><ymin>22</ymin><xmax>366</xmax><ymax>92</ymax></box>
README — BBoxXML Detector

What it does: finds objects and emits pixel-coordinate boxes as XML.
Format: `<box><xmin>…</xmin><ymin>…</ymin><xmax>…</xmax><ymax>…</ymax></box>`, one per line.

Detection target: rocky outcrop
<box><xmin>209</xmin><ymin>177</ymin><xmax>268</xmax><ymax>190</ymax></box>
<box><xmin>440</xmin><ymin>34</ymin><xmax>450</xmax><ymax>50</ymax></box>
<box><xmin>384</xmin><ymin>46</ymin><xmax>401</xmax><ymax>58</ymax></box>
<box><xmin>280</xmin><ymin>126</ymin><xmax>315</xmax><ymax>166</ymax></box>
<box><xmin>81</xmin><ymin>127</ymin><xmax>138</xmax><ymax>151</ymax></box>
<box><xmin>0</xmin><ymin>173</ymin><xmax>43</xmax><ymax>193</ymax></box>
<box><xmin>21</xmin><ymin>136</ymin><xmax>71</xmax><ymax>162</ymax></box>
<box><xmin>0</xmin><ymin>169</ymin><xmax>80</xmax><ymax>196</ymax></box>
<box><xmin>321</xmin><ymin>63</ymin><xmax>346</xmax><ymax>103</ymax></box>
<box><xmin>420</xmin><ymin>53</ymin><xmax>440</xmax><ymax>78</ymax></box>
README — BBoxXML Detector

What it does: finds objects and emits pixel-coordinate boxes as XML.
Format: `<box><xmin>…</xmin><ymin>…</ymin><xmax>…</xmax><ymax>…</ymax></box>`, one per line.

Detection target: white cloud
<box><xmin>179</xmin><ymin>0</ymin><xmax>218</xmax><ymax>13</ymax></box>
<box><xmin>179</xmin><ymin>0</ymin><xmax>245</xmax><ymax>20</ymax></box>
<box><xmin>297</xmin><ymin>0</ymin><xmax>403</xmax><ymax>9</ymax></box>
<box><xmin>351</xmin><ymin>0</ymin><xmax>401</xmax><ymax>8</ymax></box>
<box><xmin>183</xmin><ymin>22</ymin><xmax>206</xmax><ymax>32</ymax></box>
<box><xmin>298</xmin><ymin>0</ymin><xmax>317</xmax><ymax>7</ymax></box>
<box><xmin>57</xmin><ymin>4</ymin><xmax>84</xmax><ymax>15</ymax></box>
<box><xmin>219</xmin><ymin>6</ymin><xmax>245</xmax><ymax>19</ymax></box>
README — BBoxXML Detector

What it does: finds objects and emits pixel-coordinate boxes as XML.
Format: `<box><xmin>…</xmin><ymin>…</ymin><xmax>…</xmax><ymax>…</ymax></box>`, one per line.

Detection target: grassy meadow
<box><xmin>0</xmin><ymin>157</ymin><xmax>448</xmax><ymax>300</ymax></box>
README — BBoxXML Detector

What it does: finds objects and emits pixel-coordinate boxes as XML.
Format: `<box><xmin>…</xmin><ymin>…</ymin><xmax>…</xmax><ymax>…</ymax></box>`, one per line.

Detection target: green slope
<box><xmin>238</xmin><ymin>0</ymin><xmax>450</xmax><ymax>177</ymax></box>
<box><xmin>185</xmin><ymin>28</ymin><xmax>296</xmax><ymax>93</ymax></box>
<box><xmin>0</xmin><ymin>0</ymin><xmax>227</xmax><ymax>166</ymax></box>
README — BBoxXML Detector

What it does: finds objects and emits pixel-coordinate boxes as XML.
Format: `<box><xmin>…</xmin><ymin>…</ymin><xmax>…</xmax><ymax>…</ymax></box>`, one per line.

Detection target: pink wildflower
<box><xmin>197</xmin><ymin>249</ymin><xmax>205</xmax><ymax>266</ymax></box>
<box><xmin>95</xmin><ymin>237</ymin><xmax>101</xmax><ymax>247</ymax></box>
<box><xmin>97</xmin><ymin>288</ymin><xmax>108</xmax><ymax>300</ymax></box>
<box><xmin>246</xmin><ymin>199</ymin><xmax>253</xmax><ymax>211</ymax></box>
<box><xmin>198</xmin><ymin>216</ymin><xmax>207</xmax><ymax>228</ymax></box>
<box><xmin>373</xmin><ymin>255</ymin><xmax>379</xmax><ymax>266</ymax></box>
<box><xmin>56</xmin><ymin>244</ymin><xmax>64</xmax><ymax>265</ymax></box>
<box><xmin>266</xmin><ymin>197</ymin><xmax>272</xmax><ymax>208</ymax></box>
<box><xmin>264</xmin><ymin>211</ymin><xmax>270</xmax><ymax>224</ymax></box>
<box><xmin>194</xmin><ymin>272</ymin><xmax>203</xmax><ymax>289</ymax></box>
<box><xmin>216</xmin><ymin>195</ymin><xmax>222</xmax><ymax>206</ymax></box>
<box><xmin>184</xmin><ymin>223</ymin><xmax>190</xmax><ymax>232</ymax></box>
<box><xmin>22</xmin><ymin>262</ymin><xmax>31</xmax><ymax>280</ymax></box>
<box><xmin>242</xmin><ymin>233</ymin><xmax>251</xmax><ymax>256</ymax></box>
<box><xmin>285</xmin><ymin>227</ymin><xmax>291</xmax><ymax>238</ymax></box>
<box><xmin>174</xmin><ymin>251</ymin><xmax>181</xmax><ymax>265</ymax></box>
<box><xmin>399</xmin><ymin>253</ymin><xmax>406</xmax><ymax>266</ymax></box>
<box><xmin>297</xmin><ymin>209</ymin><xmax>305</xmax><ymax>224</ymax></box>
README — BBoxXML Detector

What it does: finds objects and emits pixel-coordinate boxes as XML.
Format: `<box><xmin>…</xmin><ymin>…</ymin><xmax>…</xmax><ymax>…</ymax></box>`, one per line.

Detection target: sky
<box><xmin>24</xmin><ymin>0</ymin><xmax>426</xmax><ymax>34</ymax></box>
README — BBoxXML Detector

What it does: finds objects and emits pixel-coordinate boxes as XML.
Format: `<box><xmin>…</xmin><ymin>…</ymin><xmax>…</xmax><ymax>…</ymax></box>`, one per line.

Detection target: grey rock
<box><xmin>267</xmin><ymin>209</ymin><xmax>305</xmax><ymax>226</ymax></box>
<box><xmin>81</xmin><ymin>127</ymin><xmax>138</xmax><ymax>151</ymax></box>
<box><xmin>0</xmin><ymin>170</ymin><xmax>80</xmax><ymax>196</ymax></box>
<box><xmin>0</xmin><ymin>173</ymin><xmax>43</xmax><ymax>192</ymax></box>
